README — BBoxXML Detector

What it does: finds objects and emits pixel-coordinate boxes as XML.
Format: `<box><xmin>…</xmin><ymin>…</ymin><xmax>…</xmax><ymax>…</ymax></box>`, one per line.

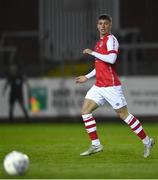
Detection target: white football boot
<box><xmin>80</xmin><ymin>144</ymin><xmax>103</xmax><ymax>156</ymax></box>
<box><xmin>144</xmin><ymin>138</ymin><xmax>155</xmax><ymax>158</ymax></box>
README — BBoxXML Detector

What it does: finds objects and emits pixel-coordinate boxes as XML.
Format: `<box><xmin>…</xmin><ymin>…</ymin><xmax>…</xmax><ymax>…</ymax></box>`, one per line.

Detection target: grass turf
<box><xmin>0</xmin><ymin>122</ymin><xmax>157</xmax><ymax>179</ymax></box>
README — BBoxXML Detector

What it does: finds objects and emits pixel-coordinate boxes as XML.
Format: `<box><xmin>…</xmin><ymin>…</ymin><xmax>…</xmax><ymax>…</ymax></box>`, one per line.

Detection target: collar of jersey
<box><xmin>100</xmin><ymin>33</ymin><xmax>110</xmax><ymax>40</ymax></box>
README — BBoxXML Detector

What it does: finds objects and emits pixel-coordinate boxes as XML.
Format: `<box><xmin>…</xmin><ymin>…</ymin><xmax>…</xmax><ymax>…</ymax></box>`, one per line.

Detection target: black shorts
<box><xmin>9</xmin><ymin>94</ymin><xmax>24</xmax><ymax>105</ymax></box>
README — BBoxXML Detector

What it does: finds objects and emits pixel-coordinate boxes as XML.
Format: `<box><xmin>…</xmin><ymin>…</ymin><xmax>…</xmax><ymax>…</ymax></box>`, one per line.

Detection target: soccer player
<box><xmin>75</xmin><ymin>14</ymin><xmax>155</xmax><ymax>158</ymax></box>
<box><xmin>2</xmin><ymin>64</ymin><xmax>30</xmax><ymax>123</ymax></box>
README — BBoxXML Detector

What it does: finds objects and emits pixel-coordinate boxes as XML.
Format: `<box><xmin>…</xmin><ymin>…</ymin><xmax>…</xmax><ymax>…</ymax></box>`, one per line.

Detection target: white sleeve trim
<box><xmin>85</xmin><ymin>69</ymin><xmax>96</xmax><ymax>79</ymax></box>
<box><xmin>91</xmin><ymin>51</ymin><xmax>117</xmax><ymax>64</ymax></box>
<box><xmin>107</xmin><ymin>35</ymin><xmax>119</xmax><ymax>52</ymax></box>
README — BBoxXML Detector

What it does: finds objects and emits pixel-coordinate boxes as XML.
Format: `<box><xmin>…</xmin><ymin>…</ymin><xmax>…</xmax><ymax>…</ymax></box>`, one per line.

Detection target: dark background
<box><xmin>1</xmin><ymin>0</ymin><xmax>157</xmax><ymax>41</ymax></box>
<box><xmin>0</xmin><ymin>0</ymin><xmax>158</xmax><ymax>77</ymax></box>
<box><xmin>121</xmin><ymin>0</ymin><xmax>158</xmax><ymax>42</ymax></box>
<box><xmin>0</xmin><ymin>0</ymin><xmax>38</xmax><ymax>31</ymax></box>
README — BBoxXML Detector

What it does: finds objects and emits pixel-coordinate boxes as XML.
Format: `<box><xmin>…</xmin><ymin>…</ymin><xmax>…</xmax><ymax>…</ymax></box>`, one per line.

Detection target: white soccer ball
<box><xmin>3</xmin><ymin>151</ymin><xmax>29</xmax><ymax>176</ymax></box>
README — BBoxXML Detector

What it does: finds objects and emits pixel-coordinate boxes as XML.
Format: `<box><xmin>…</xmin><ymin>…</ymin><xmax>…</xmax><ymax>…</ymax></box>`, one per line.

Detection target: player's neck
<box><xmin>100</xmin><ymin>32</ymin><xmax>109</xmax><ymax>39</ymax></box>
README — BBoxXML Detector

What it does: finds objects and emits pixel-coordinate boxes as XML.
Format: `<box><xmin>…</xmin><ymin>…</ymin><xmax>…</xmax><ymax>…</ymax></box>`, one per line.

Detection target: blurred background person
<box><xmin>2</xmin><ymin>64</ymin><xmax>30</xmax><ymax>123</ymax></box>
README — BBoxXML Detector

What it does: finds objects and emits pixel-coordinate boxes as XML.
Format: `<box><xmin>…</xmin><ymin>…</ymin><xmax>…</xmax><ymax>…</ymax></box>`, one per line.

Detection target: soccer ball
<box><xmin>3</xmin><ymin>151</ymin><xmax>29</xmax><ymax>176</ymax></box>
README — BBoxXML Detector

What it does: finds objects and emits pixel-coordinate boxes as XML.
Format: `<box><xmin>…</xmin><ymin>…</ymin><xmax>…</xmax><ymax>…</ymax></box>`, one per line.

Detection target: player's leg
<box><xmin>102</xmin><ymin>85</ymin><xmax>154</xmax><ymax>158</ymax></box>
<box><xmin>18</xmin><ymin>98</ymin><xmax>29</xmax><ymax>122</ymax></box>
<box><xmin>115</xmin><ymin>106</ymin><xmax>148</xmax><ymax>141</ymax></box>
<box><xmin>81</xmin><ymin>98</ymin><xmax>100</xmax><ymax>146</ymax></box>
<box><xmin>80</xmin><ymin>86</ymin><xmax>104</xmax><ymax>156</ymax></box>
<box><xmin>9</xmin><ymin>96</ymin><xmax>15</xmax><ymax>123</ymax></box>
<box><xmin>115</xmin><ymin>106</ymin><xmax>155</xmax><ymax>158</ymax></box>
<box><xmin>115</xmin><ymin>106</ymin><xmax>149</xmax><ymax>142</ymax></box>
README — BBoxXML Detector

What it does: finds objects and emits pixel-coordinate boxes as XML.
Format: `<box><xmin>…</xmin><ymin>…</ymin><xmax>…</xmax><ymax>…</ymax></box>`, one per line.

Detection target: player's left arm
<box><xmin>83</xmin><ymin>36</ymin><xmax>119</xmax><ymax>64</ymax></box>
<box><xmin>75</xmin><ymin>69</ymin><xmax>96</xmax><ymax>84</ymax></box>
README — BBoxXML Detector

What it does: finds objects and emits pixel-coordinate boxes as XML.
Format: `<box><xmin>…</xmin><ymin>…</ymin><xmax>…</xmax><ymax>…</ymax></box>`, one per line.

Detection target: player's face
<box><xmin>97</xmin><ymin>19</ymin><xmax>112</xmax><ymax>37</ymax></box>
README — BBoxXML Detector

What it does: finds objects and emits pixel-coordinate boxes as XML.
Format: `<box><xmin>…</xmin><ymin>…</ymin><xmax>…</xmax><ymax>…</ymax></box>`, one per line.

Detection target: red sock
<box><xmin>124</xmin><ymin>114</ymin><xmax>147</xmax><ymax>140</ymax></box>
<box><xmin>82</xmin><ymin>114</ymin><xmax>98</xmax><ymax>141</ymax></box>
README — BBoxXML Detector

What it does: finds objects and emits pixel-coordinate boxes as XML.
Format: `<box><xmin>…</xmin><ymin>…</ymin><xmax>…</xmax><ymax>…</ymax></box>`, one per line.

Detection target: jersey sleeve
<box><xmin>106</xmin><ymin>35</ymin><xmax>119</xmax><ymax>54</ymax></box>
<box><xmin>85</xmin><ymin>69</ymin><xmax>96</xmax><ymax>79</ymax></box>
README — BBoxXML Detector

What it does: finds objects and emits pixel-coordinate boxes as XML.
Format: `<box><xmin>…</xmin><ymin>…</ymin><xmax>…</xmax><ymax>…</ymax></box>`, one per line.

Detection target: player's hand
<box><xmin>75</xmin><ymin>76</ymin><xmax>88</xmax><ymax>84</ymax></box>
<box><xmin>83</xmin><ymin>49</ymin><xmax>93</xmax><ymax>55</ymax></box>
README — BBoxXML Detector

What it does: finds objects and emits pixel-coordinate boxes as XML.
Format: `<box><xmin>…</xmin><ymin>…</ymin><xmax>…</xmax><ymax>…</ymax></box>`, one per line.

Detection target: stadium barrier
<box><xmin>0</xmin><ymin>77</ymin><xmax>158</xmax><ymax>120</ymax></box>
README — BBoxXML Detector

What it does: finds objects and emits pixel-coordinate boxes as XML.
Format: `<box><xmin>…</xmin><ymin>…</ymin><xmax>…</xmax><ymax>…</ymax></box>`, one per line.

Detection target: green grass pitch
<box><xmin>0</xmin><ymin>121</ymin><xmax>157</xmax><ymax>179</ymax></box>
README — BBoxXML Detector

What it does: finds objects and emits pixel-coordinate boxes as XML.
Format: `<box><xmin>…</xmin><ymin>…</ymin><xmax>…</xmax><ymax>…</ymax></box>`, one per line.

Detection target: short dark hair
<box><xmin>98</xmin><ymin>14</ymin><xmax>112</xmax><ymax>22</ymax></box>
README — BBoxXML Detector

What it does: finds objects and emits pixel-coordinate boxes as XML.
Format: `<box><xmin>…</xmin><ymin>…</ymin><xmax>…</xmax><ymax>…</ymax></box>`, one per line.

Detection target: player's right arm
<box><xmin>75</xmin><ymin>69</ymin><xmax>96</xmax><ymax>84</ymax></box>
<box><xmin>83</xmin><ymin>36</ymin><xmax>119</xmax><ymax>64</ymax></box>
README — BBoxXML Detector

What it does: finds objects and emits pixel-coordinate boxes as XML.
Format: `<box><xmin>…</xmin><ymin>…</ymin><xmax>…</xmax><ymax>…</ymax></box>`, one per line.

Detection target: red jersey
<box><xmin>94</xmin><ymin>34</ymin><xmax>121</xmax><ymax>87</ymax></box>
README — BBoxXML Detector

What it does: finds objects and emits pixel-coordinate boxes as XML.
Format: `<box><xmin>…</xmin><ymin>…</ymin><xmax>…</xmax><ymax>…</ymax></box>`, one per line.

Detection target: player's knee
<box><xmin>81</xmin><ymin>107</ymin><xmax>91</xmax><ymax>115</ymax></box>
<box><xmin>117</xmin><ymin>111</ymin><xmax>126</xmax><ymax>119</ymax></box>
<box><xmin>81</xmin><ymin>110</ymin><xmax>90</xmax><ymax>115</ymax></box>
<box><xmin>116</xmin><ymin>108</ymin><xmax>129</xmax><ymax>120</ymax></box>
